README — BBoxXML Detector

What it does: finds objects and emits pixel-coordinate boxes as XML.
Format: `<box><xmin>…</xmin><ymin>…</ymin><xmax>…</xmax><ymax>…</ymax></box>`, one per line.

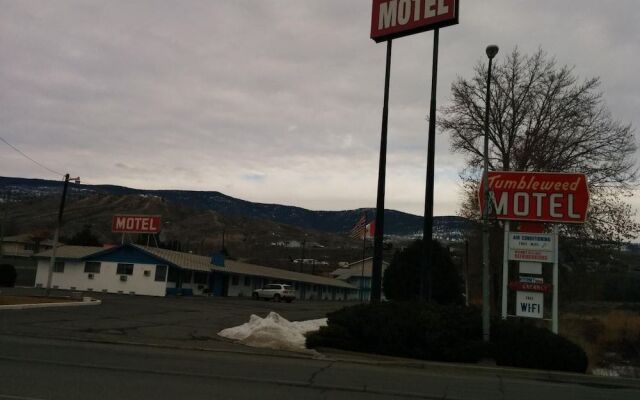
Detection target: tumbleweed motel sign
<box><xmin>479</xmin><ymin>171</ymin><xmax>589</xmax><ymax>333</ymax></box>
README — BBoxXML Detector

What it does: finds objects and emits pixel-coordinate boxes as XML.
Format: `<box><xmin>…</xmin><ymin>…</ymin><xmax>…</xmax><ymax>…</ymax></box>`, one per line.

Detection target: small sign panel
<box><xmin>370</xmin><ymin>0</ymin><xmax>459</xmax><ymax>42</ymax></box>
<box><xmin>509</xmin><ymin>233</ymin><xmax>554</xmax><ymax>251</ymax></box>
<box><xmin>516</xmin><ymin>291</ymin><xmax>544</xmax><ymax>318</ymax></box>
<box><xmin>112</xmin><ymin>215</ymin><xmax>161</xmax><ymax>233</ymax></box>
<box><xmin>519</xmin><ymin>262</ymin><xmax>543</xmax><ymax>275</ymax></box>
<box><xmin>509</xmin><ymin>249</ymin><xmax>553</xmax><ymax>262</ymax></box>
<box><xmin>510</xmin><ymin>281</ymin><xmax>552</xmax><ymax>293</ymax></box>
<box><xmin>519</xmin><ymin>276</ymin><xmax>543</xmax><ymax>284</ymax></box>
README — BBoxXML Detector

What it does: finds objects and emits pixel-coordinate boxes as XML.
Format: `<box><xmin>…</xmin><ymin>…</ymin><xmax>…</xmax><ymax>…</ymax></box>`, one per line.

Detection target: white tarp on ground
<box><xmin>218</xmin><ymin>311</ymin><xmax>327</xmax><ymax>352</ymax></box>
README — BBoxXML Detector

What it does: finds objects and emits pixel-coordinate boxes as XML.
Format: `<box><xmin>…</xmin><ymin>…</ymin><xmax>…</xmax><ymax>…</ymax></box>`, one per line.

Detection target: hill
<box><xmin>0</xmin><ymin>176</ymin><xmax>470</xmax><ymax>238</ymax></box>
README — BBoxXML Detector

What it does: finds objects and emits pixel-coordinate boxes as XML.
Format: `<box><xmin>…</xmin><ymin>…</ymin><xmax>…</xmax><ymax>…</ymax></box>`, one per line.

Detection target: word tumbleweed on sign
<box><xmin>371</xmin><ymin>0</ymin><xmax>459</xmax><ymax>42</ymax></box>
<box><xmin>112</xmin><ymin>215</ymin><xmax>161</xmax><ymax>233</ymax></box>
<box><xmin>478</xmin><ymin>171</ymin><xmax>589</xmax><ymax>223</ymax></box>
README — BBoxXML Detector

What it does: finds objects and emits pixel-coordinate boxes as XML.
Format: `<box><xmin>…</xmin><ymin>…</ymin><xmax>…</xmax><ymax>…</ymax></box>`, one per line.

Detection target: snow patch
<box><xmin>218</xmin><ymin>312</ymin><xmax>327</xmax><ymax>352</ymax></box>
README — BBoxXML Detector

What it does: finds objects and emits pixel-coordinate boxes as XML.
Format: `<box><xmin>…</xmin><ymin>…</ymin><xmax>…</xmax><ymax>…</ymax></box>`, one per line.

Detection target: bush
<box><xmin>307</xmin><ymin>302</ymin><xmax>588</xmax><ymax>373</ymax></box>
<box><xmin>492</xmin><ymin>319</ymin><xmax>588</xmax><ymax>373</ymax></box>
<box><xmin>307</xmin><ymin>302</ymin><xmax>486</xmax><ymax>362</ymax></box>
<box><xmin>383</xmin><ymin>239</ymin><xmax>463</xmax><ymax>304</ymax></box>
<box><xmin>0</xmin><ymin>264</ymin><xmax>17</xmax><ymax>287</ymax></box>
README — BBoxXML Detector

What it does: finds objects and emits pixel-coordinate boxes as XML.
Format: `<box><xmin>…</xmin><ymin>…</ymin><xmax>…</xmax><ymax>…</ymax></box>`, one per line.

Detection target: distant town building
<box><xmin>331</xmin><ymin>257</ymin><xmax>389</xmax><ymax>301</ymax></box>
<box><xmin>1</xmin><ymin>234</ymin><xmax>54</xmax><ymax>258</ymax></box>
<box><xmin>1</xmin><ymin>234</ymin><xmax>55</xmax><ymax>286</ymax></box>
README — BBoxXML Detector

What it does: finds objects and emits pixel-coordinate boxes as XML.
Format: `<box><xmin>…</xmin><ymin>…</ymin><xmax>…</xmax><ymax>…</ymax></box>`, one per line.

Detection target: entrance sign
<box><xmin>516</xmin><ymin>291</ymin><xmax>544</xmax><ymax>319</ymax></box>
<box><xmin>478</xmin><ymin>171</ymin><xmax>589</xmax><ymax>223</ymax></box>
<box><xmin>112</xmin><ymin>215</ymin><xmax>161</xmax><ymax>233</ymax></box>
<box><xmin>371</xmin><ymin>0</ymin><xmax>459</xmax><ymax>42</ymax></box>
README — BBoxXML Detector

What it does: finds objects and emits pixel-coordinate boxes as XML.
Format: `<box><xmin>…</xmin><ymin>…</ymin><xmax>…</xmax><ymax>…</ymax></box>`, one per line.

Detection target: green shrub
<box><xmin>383</xmin><ymin>239</ymin><xmax>463</xmax><ymax>304</ymax></box>
<box><xmin>307</xmin><ymin>302</ymin><xmax>588</xmax><ymax>373</ymax></box>
<box><xmin>307</xmin><ymin>302</ymin><xmax>486</xmax><ymax>362</ymax></box>
<box><xmin>0</xmin><ymin>264</ymin><xmax>17</xmax><ymax>287</ymax></box>
<box><xmin>491</xmin><ymin>319</ymin><xmax>588</xmax><ymax>373</ymax></box>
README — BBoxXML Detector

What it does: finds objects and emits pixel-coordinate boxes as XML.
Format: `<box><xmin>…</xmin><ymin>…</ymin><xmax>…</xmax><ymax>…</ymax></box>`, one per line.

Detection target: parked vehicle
<box><xmin>252</xmin><ymin>283</ymin><xmax>296</xmax><ymax>303</ymax></box>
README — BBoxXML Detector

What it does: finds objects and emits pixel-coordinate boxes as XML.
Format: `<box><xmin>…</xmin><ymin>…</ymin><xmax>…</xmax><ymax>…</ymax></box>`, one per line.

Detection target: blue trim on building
<box><xmin>85</xmin><ymin>245</ymin><xmax>168</xmax><ymax>266</ymax></box>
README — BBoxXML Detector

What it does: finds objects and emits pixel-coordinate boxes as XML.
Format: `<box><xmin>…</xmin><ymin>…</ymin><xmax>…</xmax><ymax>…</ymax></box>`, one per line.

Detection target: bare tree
<box><xmin>440</xmin><ymin>48</ymin><xmax>638</xmax><ymax>244</ymax></box>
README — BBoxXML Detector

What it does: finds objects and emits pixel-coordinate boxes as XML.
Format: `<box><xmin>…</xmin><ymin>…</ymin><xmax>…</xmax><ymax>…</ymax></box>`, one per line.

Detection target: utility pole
<box><xmin>46</xmin><ymin>174</ymin><xmax>79</xmax><ymax>296</ymax></box>
<box><xmin>0</xmin><ymin>190</ymin><xmax>10</xmax><ymax>261</ymax></box>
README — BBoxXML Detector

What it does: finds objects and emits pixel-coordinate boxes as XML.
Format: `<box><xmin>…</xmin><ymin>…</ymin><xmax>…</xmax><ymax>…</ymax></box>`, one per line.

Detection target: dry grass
<box><xmin>561</xmin><ymin>309</ymin><xmax>640</xmax><ymax>371</ymax></box>
<box><xmin>0</xmin><ymin>295</ymin><xmax>75</xmax><ymax>306</ymax></box>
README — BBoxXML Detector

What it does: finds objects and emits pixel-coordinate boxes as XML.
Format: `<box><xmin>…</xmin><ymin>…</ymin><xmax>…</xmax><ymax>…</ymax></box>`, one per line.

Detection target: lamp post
<box><xmin>482</xmin><ymin>45</ymin><xmax>499</xmax><ymax>342</ymax></box>
<box><xmin>45</xmin><ymin>174</ymin><xmax>80</xmax><ymax>296</ymax></box>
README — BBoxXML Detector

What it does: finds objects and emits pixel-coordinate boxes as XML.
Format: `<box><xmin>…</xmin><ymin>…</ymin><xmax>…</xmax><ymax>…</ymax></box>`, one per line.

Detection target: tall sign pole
<box><xmin>371</xmin><ymin>40</ymin><xmax>392</xmax><ymax>303</ymax></box>
<box><xmin>421</xmin><ymin>28</ymin><xmax>439</xmax><ymax>301</ymax></box>
<box><xmin>370</xmin><ymin>1</ymin><xmax>459</xmax><ymax>303</ymax></box>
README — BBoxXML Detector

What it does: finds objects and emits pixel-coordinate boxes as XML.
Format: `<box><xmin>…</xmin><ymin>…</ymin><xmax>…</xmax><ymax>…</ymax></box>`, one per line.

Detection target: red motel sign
<box><xmin>478</xmin><ymin>171</ymin><xmax>589</xmax><ymax>224</ymax></box>
<box><xmin>112</xmin><ymin>215</ymin><xmax>161</xmax><ymax>233</ymax></box>
<box><xmin>371</xmin><ymin>0</ymin><xmax>459</xmax><ymax>42</ymax></box>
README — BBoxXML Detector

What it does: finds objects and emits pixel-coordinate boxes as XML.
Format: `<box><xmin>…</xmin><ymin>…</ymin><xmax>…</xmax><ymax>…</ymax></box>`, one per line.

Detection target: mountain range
<box><xmin>0</xmin><ymin>176</ymin><xmax>471</xmax><ymax>238</ymax></box>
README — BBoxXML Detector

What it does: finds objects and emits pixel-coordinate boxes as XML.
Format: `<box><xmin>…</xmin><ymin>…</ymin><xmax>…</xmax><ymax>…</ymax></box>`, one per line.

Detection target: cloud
<box><xmin>0</xmin><ymin>0</ymin><xmax>638</xmax><ymax>219</ymax></box>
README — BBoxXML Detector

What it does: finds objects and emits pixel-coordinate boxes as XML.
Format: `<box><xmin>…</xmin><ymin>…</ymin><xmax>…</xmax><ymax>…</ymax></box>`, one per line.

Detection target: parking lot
<box><xmin>0</xmin><ymin>288</ymin><xmax>351</xmax><ymax>354</ymax></box>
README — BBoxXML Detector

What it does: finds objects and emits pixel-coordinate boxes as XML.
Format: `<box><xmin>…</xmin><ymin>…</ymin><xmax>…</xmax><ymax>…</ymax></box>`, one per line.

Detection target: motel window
<box><xmin>194</xmin><ymin>272</ymin><xmax>208</xmax><ymax>284</ymax></box>
<box><xmin>155</xmin><ymin>265</ymin><xmax>167</xmax><ymax>282</ymax></box>
<box><xmin>53</xmin><ymin>261</ymin><xmax>65</xmax><ymax>273</ymax></box>
<box><xmin>116</xmin><ymin>263</ymin><xmax>134</xmax><ymax>275</ymax></box>
<box><xmin>84</xmin><ymin>261</ymin><xmax>101</xmax><ymax>273</ymax></box>
<box><xmin>231</xmin><ymin>275</ymin><xmax>239</xmax><ymax>286</ymax></box>
<box><xmin>244</xmin><ymin>276</ymin><xmax>251</xmax><ymax>287</ymax></box>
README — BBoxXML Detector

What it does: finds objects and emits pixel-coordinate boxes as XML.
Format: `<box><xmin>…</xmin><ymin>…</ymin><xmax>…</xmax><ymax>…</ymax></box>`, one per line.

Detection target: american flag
<box><xmin>350</xmin><ymin>213</ymin><xmax>367</xmax><ymax>239</ymax></box>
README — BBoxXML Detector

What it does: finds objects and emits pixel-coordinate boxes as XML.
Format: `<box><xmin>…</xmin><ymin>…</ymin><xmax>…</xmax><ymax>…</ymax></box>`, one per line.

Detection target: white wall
<box><xmin>35</xmin><ymin>259</ymin><xmax>167</xmax><ymax>297</ymax></box>
<box><xmin>227</xmin><ymin>274</ymin><xmax>253</xmax><ymax>297</ymax></box>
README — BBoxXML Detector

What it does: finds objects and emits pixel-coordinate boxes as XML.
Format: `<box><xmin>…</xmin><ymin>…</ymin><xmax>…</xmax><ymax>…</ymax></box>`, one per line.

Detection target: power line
<box><xmin>0</xmin><ymin>136</ymin><xmax>63</xmax><ymax>177</ymax></box>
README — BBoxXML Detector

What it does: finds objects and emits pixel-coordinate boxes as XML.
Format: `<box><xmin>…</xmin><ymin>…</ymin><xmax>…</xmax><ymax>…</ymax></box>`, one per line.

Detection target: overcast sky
<box><xmin>1</xmin><ymin>0</ymin><xmax>638</xmax><ymax>218</ymax></box>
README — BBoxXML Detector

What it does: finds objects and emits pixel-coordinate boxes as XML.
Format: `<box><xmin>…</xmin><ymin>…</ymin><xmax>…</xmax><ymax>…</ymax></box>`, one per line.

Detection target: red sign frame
<box><xmin>112</xmin><ymin>215</ymin><xmax>161</xmax><ymax>234</ymax></box>
<box><xmin>371</xmin><ymin>0</ymin><xmax>459</xmax><ymax>42</ymax></box>
<box><xmin>479</xmin><ymin>171</ymin><xmax>589</xmax><ymax>224</ymax></box>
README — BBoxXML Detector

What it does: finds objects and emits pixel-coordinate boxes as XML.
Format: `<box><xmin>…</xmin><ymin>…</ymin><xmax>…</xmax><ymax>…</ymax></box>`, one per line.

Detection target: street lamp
<box><xmin>482</xmin><ymin>44</ymin><xmax>498</xmax><ymax>342</ymax></box>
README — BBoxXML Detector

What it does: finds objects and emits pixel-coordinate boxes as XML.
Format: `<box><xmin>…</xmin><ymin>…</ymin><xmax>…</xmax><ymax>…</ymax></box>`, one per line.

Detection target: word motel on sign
<box><xmin>378</xmin><ymin>0</ymin><xmax>450</xmax><ymax>29</ymax></box>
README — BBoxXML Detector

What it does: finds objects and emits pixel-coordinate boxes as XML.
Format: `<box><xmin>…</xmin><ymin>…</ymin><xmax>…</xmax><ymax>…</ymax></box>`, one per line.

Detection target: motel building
<box><xmin>33</xmin><ymin>244</ymin><xmax>357</xmax><ymax>299</ymax></box>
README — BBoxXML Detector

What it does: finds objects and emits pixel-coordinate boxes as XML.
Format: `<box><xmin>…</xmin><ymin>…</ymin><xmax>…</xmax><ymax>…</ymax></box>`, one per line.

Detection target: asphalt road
<box><xmin>1</xmin><ymin>289</ymin><xmax>640</xmax><ymax>399</ymax></box>
<box><xmin>0</xmin><ymin>288</ymin><xmax>346</xmax><ymax>354</ymax></box>
<box><xmin>1</xmin><ymin>335</ymin><xmax>639</xmax><ymax>400</ymax></box>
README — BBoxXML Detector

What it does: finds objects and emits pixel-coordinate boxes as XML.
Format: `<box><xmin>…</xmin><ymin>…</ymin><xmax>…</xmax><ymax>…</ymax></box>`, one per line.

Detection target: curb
<box><xmin>0</xmin><ymin>298</ymin><xmax>102</xmax><ymax>310</ymax></box>
<box><xmin>315</xmin><ymin>347</ymin><xmax>640</xmax><ymax>389</ymax></box>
